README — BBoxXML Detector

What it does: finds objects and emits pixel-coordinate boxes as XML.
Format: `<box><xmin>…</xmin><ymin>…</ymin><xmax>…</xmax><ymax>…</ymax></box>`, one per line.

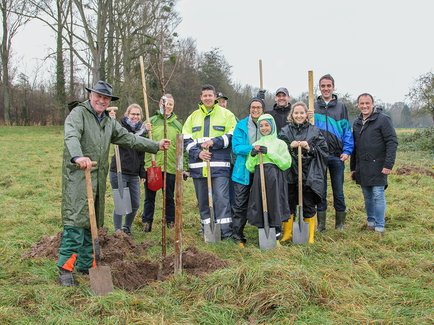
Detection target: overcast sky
<box><xmin>13</xmin><ymin>0</ymin><xmax>433</xmax><ymax>104</ymax></box>
<box><xmin>175</xmin><ymin>0</ymin><xmax>433</xmax><ymax>103</ymax></box>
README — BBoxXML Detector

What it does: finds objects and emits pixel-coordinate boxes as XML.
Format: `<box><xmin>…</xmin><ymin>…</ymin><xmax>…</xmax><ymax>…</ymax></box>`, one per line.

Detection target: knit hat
<box><xmin>248</xmin><ymin>97</ymin><xmax>265</xmax><ymax>110</ymax></box>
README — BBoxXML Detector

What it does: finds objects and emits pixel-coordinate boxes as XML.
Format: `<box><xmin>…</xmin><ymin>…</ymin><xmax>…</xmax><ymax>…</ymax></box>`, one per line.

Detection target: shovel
<box><xmin>84</xmin><ymin>164</ymin><xmax>114</xmax><ymax>296</ymax></box>
<box><xmin>292</xmin><ymin>146</ymin><xmax>309</xmax><ymax>244</ymax></box>
<box><xmin>203</xmin><ymin>153</ymin><xmax>221</xmax><ymax>243</ymax></box>
<box><xmin>106</xmin><ymin>106</ymin><xmax>132</xmax><ymax>215</ymax></box>
<box><xmin>140</xmin><ymin>56</ymin><xmax>163</xmax><ymax>191</ymax></box>
<box><xmin>258</xmin><ymin>152</ymin><xmax>276</xmax><ymax>250</ymax></box>
<box><xmin>112</xmin><ymin>145</ymin><xmax>132</xmax><ymax>215</ymax></box>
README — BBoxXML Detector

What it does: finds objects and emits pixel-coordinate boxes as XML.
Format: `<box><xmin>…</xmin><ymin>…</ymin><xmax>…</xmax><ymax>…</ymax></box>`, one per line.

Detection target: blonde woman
<box><xmin>109</xmin><ymin>104</ymin><xmax>149</xmax><ymax>235</ymax></box>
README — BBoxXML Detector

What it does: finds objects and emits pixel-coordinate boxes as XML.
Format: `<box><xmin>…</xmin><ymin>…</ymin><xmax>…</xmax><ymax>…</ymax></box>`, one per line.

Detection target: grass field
<box><xmin>0</xmin><ymin>126</ymin><xmax>433</xmax><ymax>324</ymax></box>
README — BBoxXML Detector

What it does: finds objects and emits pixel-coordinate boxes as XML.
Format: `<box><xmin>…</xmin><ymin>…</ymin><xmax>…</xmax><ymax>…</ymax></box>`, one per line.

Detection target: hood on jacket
<box><xmin>258</xmin><ymin>113</ymin><xmax>277</xmax><ymax>139</ymax></box>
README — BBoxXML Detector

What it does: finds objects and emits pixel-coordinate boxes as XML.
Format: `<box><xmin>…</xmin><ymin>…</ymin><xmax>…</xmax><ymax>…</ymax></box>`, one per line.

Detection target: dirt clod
<box><xmin>24</xmin><ymin>229</ymin><xmax>228</xmax><ymax>291</ymax></box>
<box><xmin>395</xmin><ymin>165</ymin><xmax>434</xmax><ymax>177</ymax></box>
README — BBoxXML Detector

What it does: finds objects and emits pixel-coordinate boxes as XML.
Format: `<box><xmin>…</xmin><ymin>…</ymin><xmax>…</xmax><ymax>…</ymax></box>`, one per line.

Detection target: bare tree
<box><xmin>408</xmin><ymin>71</ymin><xmax>434</xmax><ymax>124</ymax></box>
<box><xmin>0</xmin><ymin>0</ymin><xmax>31</xmax><ymax>124</ymax></box>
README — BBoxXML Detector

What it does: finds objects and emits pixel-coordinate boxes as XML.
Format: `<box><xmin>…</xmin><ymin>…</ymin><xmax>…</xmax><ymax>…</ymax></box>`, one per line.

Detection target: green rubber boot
<box><xmin>317</xmin><ymin>211</ymin><xmax>327</xmax><ymax>232</ymax></box>
<box><xmin>335</xmin><ymin>211</ymin><xmax>346</xmax><ymax>231</ymax></box>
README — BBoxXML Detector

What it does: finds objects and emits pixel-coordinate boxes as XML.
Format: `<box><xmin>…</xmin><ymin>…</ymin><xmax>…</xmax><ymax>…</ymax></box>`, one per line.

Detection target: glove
<box><xmin>250</xmin><ymin>148</ymin><xmax>258</xmax><ymax>157</ymax></box>
<box><xmin>259</xmin><ymin>146</ymin><xmax>267</xmax><ymax>154</ymax></box>
<box><xmin>257</xmin><ymin>89</ymin><xmax>266</xmax><ymax>99</ymax></box>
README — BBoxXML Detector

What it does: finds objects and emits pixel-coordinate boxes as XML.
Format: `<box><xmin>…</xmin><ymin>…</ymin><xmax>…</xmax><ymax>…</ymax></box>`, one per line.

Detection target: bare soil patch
<box><xmin>395</xmin><ymin>165</ymin><xmax>434</xmax><ymax>177</ymax></box>
<box><xmin>24</xmin><ymin>229</ymin><xmax>228</xmax><ymax>291</ymax></box>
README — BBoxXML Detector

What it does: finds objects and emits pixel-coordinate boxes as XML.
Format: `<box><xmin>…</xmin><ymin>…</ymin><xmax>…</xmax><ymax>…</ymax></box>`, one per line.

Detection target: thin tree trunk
<box><xmin>56</xmin><ymin>0</ymin><xmax>66</xmax><ymax>122</ymax></box>
<box><xmin>1</xmin><ymin>2</ymin><xmax>11</xmax><ymax>124</ymax></box>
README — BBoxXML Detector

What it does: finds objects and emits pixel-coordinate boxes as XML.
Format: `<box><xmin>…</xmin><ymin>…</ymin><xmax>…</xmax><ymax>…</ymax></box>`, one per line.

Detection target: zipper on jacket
<box><xmin>204</xmin><ymin>115</ymin><xmax>210</xmax><ymax>137</ymax></box>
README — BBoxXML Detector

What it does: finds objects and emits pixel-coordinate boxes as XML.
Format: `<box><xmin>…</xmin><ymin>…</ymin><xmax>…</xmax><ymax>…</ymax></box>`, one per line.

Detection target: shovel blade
<box><xmin>292</xmin><ymin>220</ymin><xmax>309</xmax><ymax>244</ymax></box>
<box><xmin>89</xmin><ymin>265</ymin><xmax>114</xmax><ymax>296</ymax></box>
<box><xmin>113</xmin><ymin>188</ymin><xmax>132</xmax><ymax>215</ymax></box>
<box><xmin>204</xmin><ymin>223</ymin><xmax>221</xmax><ymax>243</ymax></box>
<box><xmin>259</xmin><ymin>227</ymin><xmax>277</xmax><ymax>250</ymax></box>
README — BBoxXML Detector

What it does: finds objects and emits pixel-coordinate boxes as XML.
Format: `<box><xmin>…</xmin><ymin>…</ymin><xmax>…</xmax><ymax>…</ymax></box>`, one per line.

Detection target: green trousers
<box><xmin>56</xmin><ymin>226</ymin><xmax>94</xmax><ymax>271</ymax></box>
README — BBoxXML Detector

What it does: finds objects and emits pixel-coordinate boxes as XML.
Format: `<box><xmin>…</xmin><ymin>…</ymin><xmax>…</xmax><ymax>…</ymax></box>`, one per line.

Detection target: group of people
<box><xmin>57</xmin><ymin>75</ymin><xmax>398</xmax><ymax>286</ymax></box>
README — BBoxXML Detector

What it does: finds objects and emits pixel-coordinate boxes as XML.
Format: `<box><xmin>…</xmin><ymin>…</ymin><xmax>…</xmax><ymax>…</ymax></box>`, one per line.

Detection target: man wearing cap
<box><xmin>313</xmin><ymin>74</ymin><xmax>354</xmax><ymax>232</ymax></box>
<box><xmin>57</xmin><ymin>80</ymin><xmax>170</xmax><ymax>286</ymax></box>
<box><xmin>216</xmin><ymin>92</ymin><xmax>228</xmax><ymax>108</ymax></box>
<box><xmin>183</xmin><ymin>84</ymin><xmax>237</xmax><ymax>240</ymax></box>
<box><xmin>267</xmin><ymin>87</ymin><xmax>292</xmax><ymax>133</ymax></box>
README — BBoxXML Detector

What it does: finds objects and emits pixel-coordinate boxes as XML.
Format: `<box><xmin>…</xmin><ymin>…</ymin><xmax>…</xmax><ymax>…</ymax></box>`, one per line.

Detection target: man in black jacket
<box><xmin>350</xmin><ymin>93</ymin><xmax>398</xmax><ymax>234</ymax></box>
<box><xmin>267</xmin><ymin>87</ymin><xmax>292</xmax><ymax>133</ymax></box>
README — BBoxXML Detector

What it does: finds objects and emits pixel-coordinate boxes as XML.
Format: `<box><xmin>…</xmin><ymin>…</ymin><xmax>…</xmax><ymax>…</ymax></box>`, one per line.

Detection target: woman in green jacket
<box><xmin>141</xmin><ymin>94</ymin><xmax>183</xmax><ymax>232</ymax></box>
<box><xmin>246</xmin><ymin>114</ymin><xmax>292</xmax><ymax>242</ymax></box>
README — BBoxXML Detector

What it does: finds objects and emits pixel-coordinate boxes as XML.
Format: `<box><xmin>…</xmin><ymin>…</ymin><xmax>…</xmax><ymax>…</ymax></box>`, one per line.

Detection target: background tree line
<box><xmin>0</xmin><ymin>0</ymin><xmax>433</xmax><ymax>126</ymax></box>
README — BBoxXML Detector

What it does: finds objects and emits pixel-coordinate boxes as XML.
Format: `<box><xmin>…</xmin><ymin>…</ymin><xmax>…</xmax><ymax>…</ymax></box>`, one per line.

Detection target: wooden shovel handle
<box><xmin>258</xmin><ymin>153</ymin><xmax>268</xmax><ymax>212</ymax></box>
<box><xmin>298</xmin><ymin>146</ymin><xmax>303</xmax><ymax>206</ymax></box>
<box><xmin>308</xmin><ymin>70</ymin><xmax>315</xmax><ymax>125</ymax></box>
<box><xmin>84</xmin><ymin>163</ymin><xmax>99</xmax><ymax>262</ymax></box>
<box><xmin>140</xmin><ymin>55</ymin><xmax>157</xmax><ymax>162</ymax></box>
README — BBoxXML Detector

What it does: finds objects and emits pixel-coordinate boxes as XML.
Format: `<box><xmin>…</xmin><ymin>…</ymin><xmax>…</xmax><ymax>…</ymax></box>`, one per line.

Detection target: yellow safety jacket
<box><xmin>182</xmin><ymin>103</ymin><xmax>237</xmax><ymax>178</ymax></box>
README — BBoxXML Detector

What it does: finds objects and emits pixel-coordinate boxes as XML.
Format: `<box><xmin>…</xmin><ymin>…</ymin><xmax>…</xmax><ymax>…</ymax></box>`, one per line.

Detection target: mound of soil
<box><xmin>24</xmin><ymin>229</ymin><xmax>228</xmax><ymax>291</ymax></box>
<box><xmin>395</xmin><ymin>165</ymin><xmax>434</xmax><ymax>177</ymax></box>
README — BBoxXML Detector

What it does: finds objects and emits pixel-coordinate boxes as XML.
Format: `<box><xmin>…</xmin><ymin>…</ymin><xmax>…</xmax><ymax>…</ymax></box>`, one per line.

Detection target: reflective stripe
<box><xmin>189</xmin><ymin>161</ymin><xmax>231</xmax><ymax>169</ymax></box>
<box><xmin>201</xmin><ymin>217</ymin><xmax>232</xmax><ymax>224</ymax></box>
<box><xmin>185</xmin><ymin>137</ymin><xmax>211</xmax><ymax>152</ymax></box>
<box><xmin>186</xmin><ymin>140</ymin><xmax>197</xmax><ymax>153</ymax></box>
<box><xmin>216</xmin><ymin>218</ymin><xmax>232</xmax><ymax>224</ymax></box>
<box><xmin>222</xmin><ymin>134</ymin><xmax>229</xmax><ymax>148</ymax></box>
<box><xmin>62</xmin><ymin>253</ymin><xmax>77</xmax><ymax>271</ymax></box>
<box><xmin>196</xmin><ymin>137</ymin><xmax>211</xmax><ymax>144</ymax></box>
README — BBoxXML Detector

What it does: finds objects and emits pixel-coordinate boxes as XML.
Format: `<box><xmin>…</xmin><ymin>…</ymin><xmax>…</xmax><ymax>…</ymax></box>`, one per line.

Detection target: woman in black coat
<box><xmin>279</xmin><ymin>102</ymin><xmax>328</xmax><ymax>243</ymax></box>
<box><xmin>350</xmin><ymin>93</ymin><xmax>398</xmax><ymax>234</ymax></box>
<box><xmin>109</xmin><ymin>104</ymin><xmax>148</xmax><ymax>235</ymax></box>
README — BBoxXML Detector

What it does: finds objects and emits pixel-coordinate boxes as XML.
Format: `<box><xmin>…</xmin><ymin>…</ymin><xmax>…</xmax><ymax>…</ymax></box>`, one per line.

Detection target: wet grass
<box><xmin>0</xmin><ymin>126</ymin><xmax>433</xmax><ymax>324</ymax></box>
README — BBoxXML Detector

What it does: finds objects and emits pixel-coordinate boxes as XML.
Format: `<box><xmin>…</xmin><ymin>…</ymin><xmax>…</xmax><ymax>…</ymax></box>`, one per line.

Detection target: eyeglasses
<box><xmin>129</xmin><ymin>113</ymin><xmax>141</xmax><ymax>116</ymax></box>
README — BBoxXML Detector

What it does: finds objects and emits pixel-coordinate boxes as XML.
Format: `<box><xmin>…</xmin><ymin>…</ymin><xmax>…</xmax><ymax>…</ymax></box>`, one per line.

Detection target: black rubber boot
<box><xmin>166</xmin><ymin>221</ymin><xmax>175</xmax><ymax>229</ymax></box>
<box><xmin>317</xmin><ymin>211</ymin><xmax>327</xmax><ymax>232</ymax></box>
<box><xmin>122</xmin><ymin>225</ymin><xmax>132</xmax><ymax>236</ymax></box>
<box><xmin>142</xmin><ymin>221</ymin><xmax>152</xmax><ymax>233</ymax></box>
<box><xmin>58</xmin><ymin>268</ymin><xmax>76</xmax><ymax>286</ymax></box>
<box><xmin>335</xmin><ymin>211</ymin><xmax>346</xmax><ymax>230</ymax></box>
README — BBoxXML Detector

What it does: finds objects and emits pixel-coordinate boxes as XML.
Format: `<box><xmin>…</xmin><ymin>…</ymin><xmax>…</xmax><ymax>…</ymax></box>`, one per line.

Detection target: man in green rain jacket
<box><xmin>57</xmin><ymin>80</ymin><xmax>170</xmax><ymax>286</ymax></box>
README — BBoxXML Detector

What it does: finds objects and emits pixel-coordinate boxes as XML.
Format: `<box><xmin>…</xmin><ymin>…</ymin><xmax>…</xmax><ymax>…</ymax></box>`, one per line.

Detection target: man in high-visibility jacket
<box><xmin>183</xmin><ymin>84</ymin><xmax>237</xmax><ymax>239</ymax></box>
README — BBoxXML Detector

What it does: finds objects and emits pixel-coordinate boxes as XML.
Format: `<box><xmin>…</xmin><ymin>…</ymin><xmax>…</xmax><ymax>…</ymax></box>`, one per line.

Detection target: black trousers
<box><xmin>288</xmin><ymin>185</ymin><xmax>317</xmax><ymax>218</ymax></box>
<box><xmin>142</xmin><ymin>173</ymin><xmax>175</xmax><ymax>223</ymax></box>
<box><xmin>232</xmin><ymin>179</ymin><xmax>252</xmax><ymax>242</ymax></box>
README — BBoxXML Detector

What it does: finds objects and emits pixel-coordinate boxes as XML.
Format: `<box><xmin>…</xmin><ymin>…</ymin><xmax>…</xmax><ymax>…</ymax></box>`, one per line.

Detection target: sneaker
<box><xmin>58</xmin><ymin>268</ymin><xmax>76</xmax><ymax>286</ymax></box>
